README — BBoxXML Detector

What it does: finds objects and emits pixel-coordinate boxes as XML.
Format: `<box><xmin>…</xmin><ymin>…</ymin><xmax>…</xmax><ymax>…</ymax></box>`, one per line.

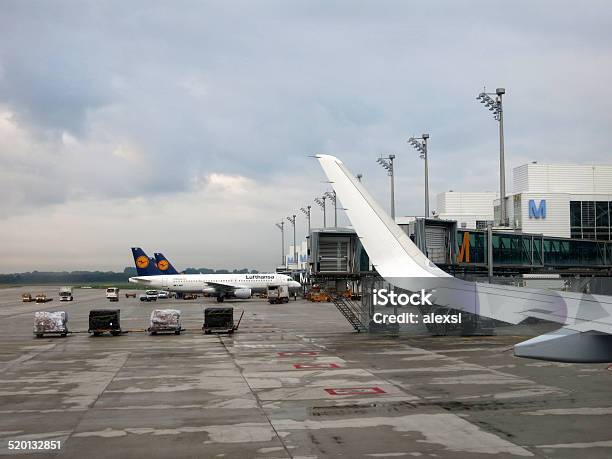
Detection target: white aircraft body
<box><xmin>129</xmin><ymin>272</ymin><xmax>300</xmax><ymax>302</ymax></box>
<box><xmin>129</xmin><ymin>248</ymin><xmax>300</xmax><ymax>302</ymax></box>
<box><xmin>316</xmin><ymin>154</ymin><xmax>612</xmax><ymax>363</ymax></box>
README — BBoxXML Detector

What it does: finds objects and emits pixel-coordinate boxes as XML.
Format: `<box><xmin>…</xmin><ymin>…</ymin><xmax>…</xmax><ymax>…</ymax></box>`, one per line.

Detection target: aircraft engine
<box><xmin>233</xmin><ymin>288</ymin><xmax>252</xmax><ymax>299</ymax></box>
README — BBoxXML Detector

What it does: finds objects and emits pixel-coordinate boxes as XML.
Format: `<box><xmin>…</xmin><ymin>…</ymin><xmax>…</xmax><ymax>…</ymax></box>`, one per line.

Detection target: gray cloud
<box><xmin>0</xmin><ymin>1</ymin><xmax>611</xmax><ymax>270</ymax></box>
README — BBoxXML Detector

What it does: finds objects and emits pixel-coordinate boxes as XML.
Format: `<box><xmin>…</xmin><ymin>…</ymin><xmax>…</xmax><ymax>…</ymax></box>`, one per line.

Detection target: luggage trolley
<box><xmin>148</xmin><ymin>309</ymin><xmax>183</xmax><ymax>335</ymax></box>
<box><xmin>89</xmin><ymin>309</ymin><xmax>122</xmax><ymax>336</ymax></box>
<box><xmin>33</xmin><ymin>311</ymin><xmax>69</xmax><ymax>338</ymax></box>
<box><xmin>202</xmin><ymin>307</ymin><xmax>244</xmax><ymax>334</ymax></box>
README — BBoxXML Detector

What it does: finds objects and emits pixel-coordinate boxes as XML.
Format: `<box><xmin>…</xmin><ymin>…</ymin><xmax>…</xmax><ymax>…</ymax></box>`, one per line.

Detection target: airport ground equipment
<box><xmin>59</xmin><ymin>286</ymin><xmax>73</xmax><ymax>301</ymax></box>
<box><xmin>35</xmin><ymin>294</ymin><xmax>52</xmax><ymax>303</ymax></box>
<box><xmin>139</xmin><ymin>290</ymin><xmax>158</xmax><ymax>302</ymax></box>
<box><xmin>125</xmin><ymin>292</ymin><xmax>137</xmax><ymax>298</ymax></box>
<box><xmin>106</xmin><ymin>287</ymin><xmax>119</xmax><ymax>302</ymax></box>
<box><xmin>203</xmin><ymin>307</ymin><xmax>243</xmax><ymax>334</ymax></box>
<box><xmin>267</xmin><ymin>284</ymin><xmax>289</xmax><ymax>304</ymax></box>
<box><xmin>89</xmin><ymin>309</ymin><xmax>122</xmax><ymax>336</ymax></box>
<box><xmin>33</xmin><ymin>311</ymin><xmax>68</xmax><ymax>338</ymax></box>
<box><xmin>182</xmin><ymin>293</ymin><xmax>197</xmax><ymax>300</ymax></box>
<box><xmin>22</xmin><ymin>293</ymin><xmax>33</xmax><ymax>302</ymax></box>
<box><xmin>329</xmin><ymin>294</ymin><xmax>368</xmax><ymax>332</ymax></box>
<box><xmin>148</xmin><ymin>309</ymin><xmax>182</xmax><ymax>335</ymax></box>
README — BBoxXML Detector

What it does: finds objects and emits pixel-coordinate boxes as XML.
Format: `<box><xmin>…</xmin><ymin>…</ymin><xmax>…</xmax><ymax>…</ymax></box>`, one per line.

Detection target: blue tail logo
<box><xmin>154</xmin><ymin>253</ymin><xmax>179</xmax><ymax>275</ymax></box>
<box><xmin>131</xmin><ymin>247</ymin><xmax>163</xmax><ymax>276</ymax></box>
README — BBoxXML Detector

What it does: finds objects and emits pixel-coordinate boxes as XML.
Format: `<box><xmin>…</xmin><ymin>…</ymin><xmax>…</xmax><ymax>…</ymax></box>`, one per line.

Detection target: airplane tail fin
<box><xmin>131</xmin><ymin>247</ymin><xmax>162</xmax><ymax>276</ymax></box>
<box><xmin>154</xmin><ymin>252</ymin><xmax>179</xmax><ymax>275</ymax></box>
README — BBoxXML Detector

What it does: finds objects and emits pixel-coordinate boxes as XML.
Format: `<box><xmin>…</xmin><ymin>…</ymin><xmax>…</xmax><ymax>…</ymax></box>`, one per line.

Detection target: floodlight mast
<box><xmin>286</xmin><ymin>215</ymin><xmax>297</xmax><ymax>269</ymax></box>
<box><xmin>314</xmin><ymin>196</ymin><xmax>326</xmax><ymax>227</ymax></box>
<box><xmin>377</xmin><ymin>155</ymin><xmax>396</xmax><ymax>219</ymax></box>
<box><xmin>408</xmin><ymin>133</ymin><xmax>430</xmax><ymax>217</ymax></box>
<box><xmin>477</xmin><ymin>87</ymin><xmax>507</xmax><ymax>226</ymax></box>
<box><xmin>324</xmin><ymin>191</ymin><xmax>337</xmax><ymax>227</ymax></box>
<box><xmin>300</xmin><ymin>205</ymin><xmax>311</xmax><ymax>237</ymax></box>
<box><xmin>275</xmin><ymin>222</ymin><xmax>285</xmax><ymax>266</ymax></box>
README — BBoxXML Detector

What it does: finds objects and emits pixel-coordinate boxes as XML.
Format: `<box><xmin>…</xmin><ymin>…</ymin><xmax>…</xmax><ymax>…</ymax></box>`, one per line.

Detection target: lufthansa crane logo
<box><xmin>136</xmin><ymin>256</ymin><xmax>149</xmax><ymax>268</ymax></box>
<box><xmin>157</xmin><ymin>260</ymin><xmax>169</xmax><ymax>271</ymax></box>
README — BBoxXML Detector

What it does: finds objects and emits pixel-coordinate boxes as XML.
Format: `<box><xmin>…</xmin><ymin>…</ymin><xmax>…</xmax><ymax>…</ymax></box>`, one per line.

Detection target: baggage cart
<box><xmin>34</xmin><ymin>311</ymin><xmax>68</xmax><ymax>338</ymax></box>
<box><xmin>148</xmin><ymin>309</ymin><xmax>182</xmax><ymax>335</ymax></box>
<box><xmin>203</xmin><ymin>307</ymin><xmax>239</xmax><ymax>334</ymax></box>
<box><xmin>89</xmin><ymin>309</ymin><xmax>122</xmax><ymax>336</ymax></box>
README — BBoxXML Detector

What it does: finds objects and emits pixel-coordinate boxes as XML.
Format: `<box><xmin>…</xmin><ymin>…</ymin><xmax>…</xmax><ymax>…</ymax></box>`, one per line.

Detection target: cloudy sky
<box><xmin>1</xmin><ymin>1</ymin><xmax>611</xmax><ymax>272</ymax></box>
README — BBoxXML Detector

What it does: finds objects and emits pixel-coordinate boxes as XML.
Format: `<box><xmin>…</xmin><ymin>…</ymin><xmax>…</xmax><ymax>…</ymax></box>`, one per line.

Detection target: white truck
<box><xmin>59</xmin><ymin>286</ymin><xmax>73</xmax><ymax>301</ymax></box>
<box><xmin>106</xmin><ymin>287</ymin><xmax>120</xmax><ymax>302</ymax></box>
<box><xmin>267</xmin><ymin>284</ymin><xmax>289</xmax><ymax>304</ymax></box>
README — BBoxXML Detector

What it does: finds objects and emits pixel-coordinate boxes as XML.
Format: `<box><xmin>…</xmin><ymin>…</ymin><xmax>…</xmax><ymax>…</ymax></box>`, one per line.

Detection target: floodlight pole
<box><xmin>477</xmin><ymin>87</ymin><xmax>507</xmax><ymax>226</ymax></box>
<box><xmin>315</xmin><ymin>196</ymin><xmax>327</xmax><ymax>228</ymax></box>
<box><xmin>377</xmin><ymin>155</ymin><xmax>396</xmax><ymax>219</ymax></box>
<box><xmin>497</xmin><ymin>88</ymin><xmax>506</xmax><ymax>227</ymax></box>
<box><xmin>287</xmin><ymin>215</ymin><xmax>297</xmax><ymax>269</ymax></box>
<box><xmin>422</xmin><ymin>134</ymin><xmax>429</xmax><ymax>218</ymax></box>
<box><xmin>325</xmin><ymin>191</ymin><xmax>337</xmax><ymax>227</ymax></box>
<box><xmin>408</xmin><ymin>134</ymin><xmax>430</xmax><ymax>217</ymax></box>
<box><xmin>301</xmin><ymin>206</ymin><xmax>311</xmax><ymax>237</ymax></box>
<box><xmin>275</xmin><ymin>222</ymin><xmax>285</xmax><ymax>266</ymax></box>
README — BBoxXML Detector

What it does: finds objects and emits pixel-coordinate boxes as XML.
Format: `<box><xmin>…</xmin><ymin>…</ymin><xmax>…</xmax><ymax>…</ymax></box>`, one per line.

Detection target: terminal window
<box><xmin>570</xmin><ymin>201</ymin><xmax>611</xmax><ymax>240</ymax></box>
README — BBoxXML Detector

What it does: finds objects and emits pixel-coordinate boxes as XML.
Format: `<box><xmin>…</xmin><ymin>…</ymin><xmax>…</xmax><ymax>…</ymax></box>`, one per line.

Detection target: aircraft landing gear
<box><xmin>216</xmin><ymin>295</ymin><xmax>225</xmax><ymax>303</ymax></box>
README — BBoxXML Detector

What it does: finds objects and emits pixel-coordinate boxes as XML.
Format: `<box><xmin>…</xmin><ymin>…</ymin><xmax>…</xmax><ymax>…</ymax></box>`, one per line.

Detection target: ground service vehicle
<box><xmin>59</xmin><ymin>286</ymin><xmax>73</xmax><ymax>301</ymax></box>
<box><xmin>22</xmin><ymin>293</ymin><xmax>33</xmax><ymax>302</ymax></box>
<box><xmin>35</xmin><ymin>294</ymin><xmax>52</xmax><ymax>303</ymax></box>
<box><xmin>157</xmin><ymin>291</ymin><xmax>170</xmax><ymax>299</ymax></box>
<box><xmin>125</xmin><ymin>292</ymin><xmax>137</xmax><ymax>298</ymax></box>
<box><xmin>106</xmin><ymin>287</ymin><xmax>119</xmax><ymax>302</ymax></box>
<box><xmin>267</xmin><ymin>285</ymin><xmax>289</xmax><ymax>304</ymax></box>
<box><xmin>139</xmin><ymin>290</ymin><xmax>158</xmax><ymax>302</ymax></box>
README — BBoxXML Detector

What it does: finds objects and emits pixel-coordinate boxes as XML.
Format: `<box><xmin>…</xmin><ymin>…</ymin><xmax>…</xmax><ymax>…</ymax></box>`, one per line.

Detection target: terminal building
<box><xmin>437</xmin><ymin>163</ymin><xmax>612</xmax><ymax>240</ymax></box>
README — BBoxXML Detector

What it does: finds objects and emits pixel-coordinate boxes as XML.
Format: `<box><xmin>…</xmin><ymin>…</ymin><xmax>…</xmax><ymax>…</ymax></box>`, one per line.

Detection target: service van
<box><xmin>267</xmin><ymin>284</ymin><xmax>289</xmax><ymax>304</ymax></box>
<box><xmin>106</xmin><ymin>287</ymin><xmax>120</xmax><ymax>302</ymax></box>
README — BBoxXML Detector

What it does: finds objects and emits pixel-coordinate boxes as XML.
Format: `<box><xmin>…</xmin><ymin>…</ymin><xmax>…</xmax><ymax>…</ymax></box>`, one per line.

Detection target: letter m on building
<box><xmin>529</xmin><ymin>199</ymin><xmax>546</xmax><ymax>219</ymax></box>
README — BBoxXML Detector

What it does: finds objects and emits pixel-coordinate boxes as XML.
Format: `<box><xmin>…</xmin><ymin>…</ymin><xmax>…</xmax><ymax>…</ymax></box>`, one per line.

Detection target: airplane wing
<box><xmin>316</xmin><ymin>154</ymin><xmax>612</xmax><ymax>363</ymax></box>
<box><xmin>204</xmin><ymin>281</ymin><xmax>248</xmax><ymax>292</ymax></box>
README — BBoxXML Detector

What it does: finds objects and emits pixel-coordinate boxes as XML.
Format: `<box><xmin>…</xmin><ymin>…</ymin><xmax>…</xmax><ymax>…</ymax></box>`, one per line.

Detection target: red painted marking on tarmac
<box><xmin>324</xmin><ymin>387</ymin><xmax>386</xmax><ymax>396</ymax></box>
<box><xmin>277</xmin><ymin>351</ymin><xmax>318</xmax><ymax>357</ymax></box>
<box><xmin>293</xmin><ymin>363</ymin><xmax>340</xmax><ymax>369</ymax></box>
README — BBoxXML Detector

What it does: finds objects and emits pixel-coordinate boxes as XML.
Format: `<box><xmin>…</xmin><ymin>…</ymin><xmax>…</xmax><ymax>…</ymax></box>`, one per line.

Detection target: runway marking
<box><xmin>325</xmin><ymin>387</ymin><xmax>386</xmax><ymax>396</ymax></box>
<box><xmin>277</xmin><ymin>351</ymin><xmax>318</xmax><ymax>357</ymax></box>
<box><xmin>293</xmin><ymin>363</ymin><xmax>340</xmax><ymax>369</ymax></box>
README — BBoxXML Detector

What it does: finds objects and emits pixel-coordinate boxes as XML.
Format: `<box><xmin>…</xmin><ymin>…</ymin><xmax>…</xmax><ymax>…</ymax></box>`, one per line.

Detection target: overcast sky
<box><xmin>1</xmin><ymin>1</ymin><xmax>611</xmax><ymax>272</ymax></box>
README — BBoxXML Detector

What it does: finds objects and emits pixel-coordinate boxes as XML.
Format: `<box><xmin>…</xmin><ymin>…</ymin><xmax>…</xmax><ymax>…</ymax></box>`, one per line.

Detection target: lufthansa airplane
<box><xmin>129</xmin><ymin>247</ymin><xmax>300</xmax><ymax>302</ymax></box>
<box><xmin>316</xmin><ymin>154</ymin><xmax>612</xmax><ymax>363</ymax></box>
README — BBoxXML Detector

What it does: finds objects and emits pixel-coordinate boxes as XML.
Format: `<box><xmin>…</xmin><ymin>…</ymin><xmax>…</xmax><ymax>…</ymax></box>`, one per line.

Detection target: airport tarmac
<box><xmin>0</xmin><ymin>286</ymin><xmax>611</xmax><ymax>458</ymax></box>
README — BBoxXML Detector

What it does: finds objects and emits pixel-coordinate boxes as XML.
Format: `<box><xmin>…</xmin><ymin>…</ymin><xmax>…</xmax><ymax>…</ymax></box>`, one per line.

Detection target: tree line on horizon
<box><xmin>0</xmin><ymin>267</ymin><xmax>261</xmax><ymax>284</ymax></box>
